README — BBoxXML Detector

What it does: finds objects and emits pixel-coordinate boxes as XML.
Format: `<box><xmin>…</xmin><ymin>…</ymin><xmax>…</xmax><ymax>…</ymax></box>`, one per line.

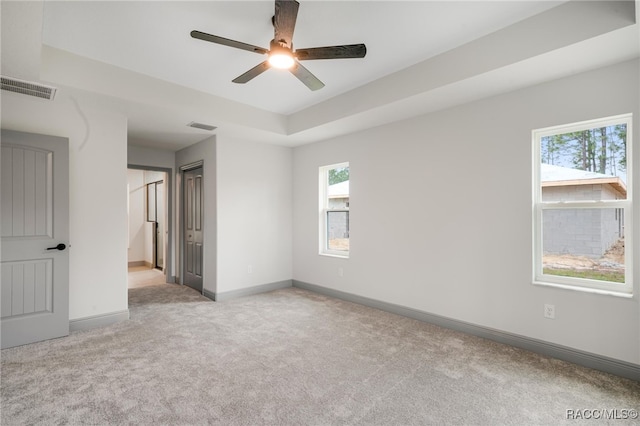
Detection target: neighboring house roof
<box><xmin>328</xmin><ymin>180</ymin><xmax>349</xmax><ymax>198</ymax></box>
<box><xmin>541</xmin><ymin>163</ymin><xmax>626</xmax><ymax>197</ymax></box>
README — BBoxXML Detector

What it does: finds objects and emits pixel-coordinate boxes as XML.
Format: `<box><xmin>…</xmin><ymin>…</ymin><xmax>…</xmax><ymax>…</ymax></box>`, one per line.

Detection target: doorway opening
<box><xmin>127</xmin><ymin>166</ymin><xmax>173</xmax><ymax>289</ymax></box>
<box><xmin>146</xmin><ymin>180</ymin><xmax>164</xmax><ymax>270</ymax></box>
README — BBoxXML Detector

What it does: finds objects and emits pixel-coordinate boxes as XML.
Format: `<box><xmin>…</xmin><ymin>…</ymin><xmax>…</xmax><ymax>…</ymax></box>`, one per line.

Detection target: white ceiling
<box><xmin>2</xmin><ymin>1</ymin><xmax>639</xmax><ymax>150</ymax></box>
<box><xmin>41</xmin><ymin>0</ymin><xmax>561</xmax><ymax>115</ymax></box>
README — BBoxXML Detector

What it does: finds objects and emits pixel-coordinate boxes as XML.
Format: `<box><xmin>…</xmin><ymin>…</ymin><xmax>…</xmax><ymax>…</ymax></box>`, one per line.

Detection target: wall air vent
<box><xmin>1</xmin><ymin>76</ymin><xmax>57</xmax><ymax>100</ymax></box>
<box><xmin>187</xmin><ymin>121</ymin><xmax>216</xmax><ymax>131</ymax></box>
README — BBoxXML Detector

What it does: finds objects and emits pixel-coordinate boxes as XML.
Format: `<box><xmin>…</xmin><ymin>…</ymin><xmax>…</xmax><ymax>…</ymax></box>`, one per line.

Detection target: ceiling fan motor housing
<box><xmin>271</xmin><ymin>39</ymin><xmax>292</xmax><ymax>53</ymax></box>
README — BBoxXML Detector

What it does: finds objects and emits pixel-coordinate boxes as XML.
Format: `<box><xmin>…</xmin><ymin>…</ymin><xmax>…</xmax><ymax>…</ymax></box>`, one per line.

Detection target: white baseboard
<box><xmin>69</xmin><ymin>310</ymin><xmax>130</xmax><ymax>332</ymax></box>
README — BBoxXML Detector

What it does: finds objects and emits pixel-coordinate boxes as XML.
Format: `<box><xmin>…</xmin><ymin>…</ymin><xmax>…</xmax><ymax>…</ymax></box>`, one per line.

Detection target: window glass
<box><xmin>533</xmin><ymin>114</ymin><xmax>632</xmax><ymax>295</ymax></box>
<box><xmin>320</xmin><ymin>163</ymin><xmax>349</xmax><ymax>256</ymax></box>
<box><xmin>542</xmin><ymin>208</ymin><xmax>625</xmax><ymax>284</ymax></box>
<box><xmin>327</xmin><ymin>211</ymin><xmax>349</xmax><ymax>251</ymax></box>
<box><xmin>540</xmin><ymin>123</ymin><xmax>627</xmax><ymax>200</ymax></box>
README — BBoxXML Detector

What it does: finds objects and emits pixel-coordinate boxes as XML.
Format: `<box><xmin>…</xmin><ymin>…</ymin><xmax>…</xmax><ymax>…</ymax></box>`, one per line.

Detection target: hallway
<box><xmin>128</xmin><ymin>266</ymin><xmax>166</xmax><ymax>289</ymax></box>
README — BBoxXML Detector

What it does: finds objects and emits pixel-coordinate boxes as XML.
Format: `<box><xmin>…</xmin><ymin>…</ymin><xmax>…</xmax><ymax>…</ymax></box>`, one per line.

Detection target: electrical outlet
<box><xmin>544</xmin><ymin>304</ymin><xmax>555</xmax><ymax>319</ymax></box>
<box><xmin>338</xmin><ymin>267</ymin><xmax>344</xmax><ymax>277</ymax></box>
<box><xmin>248</xmin><ymin>265</ymin><xmax>253</xmax><ymax>274</ymax></box>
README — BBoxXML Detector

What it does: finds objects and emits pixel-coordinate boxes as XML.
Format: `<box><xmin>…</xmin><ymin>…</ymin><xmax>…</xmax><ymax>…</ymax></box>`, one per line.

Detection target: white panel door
<box><xmin>1</xmin><ymin>129</ymin><xmax>69</xmax><ymax>349</ymax></box>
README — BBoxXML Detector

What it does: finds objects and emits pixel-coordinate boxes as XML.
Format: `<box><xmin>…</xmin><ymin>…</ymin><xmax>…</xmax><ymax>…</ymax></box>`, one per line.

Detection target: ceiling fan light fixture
<box><xmin>268</xmin><ymin>42</ymin><xmax>295</xmax><ymax>69</ymax></box>
<box><xmin>268</xmin><ymin>52</ymin><xmax>295</xmax><ymax>69</ymax></box>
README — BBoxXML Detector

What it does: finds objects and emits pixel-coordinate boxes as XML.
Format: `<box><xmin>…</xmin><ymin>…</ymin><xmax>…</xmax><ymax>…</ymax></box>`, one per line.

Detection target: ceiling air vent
<box><xmin>187</xmin><ymin>121</ymin><xmax>216</xmax><ymax>131</ymax></box>
<box><xmin>1</xmin><ymin>76</ymin><xmax>57</xmax><ymax>100</ymax></box>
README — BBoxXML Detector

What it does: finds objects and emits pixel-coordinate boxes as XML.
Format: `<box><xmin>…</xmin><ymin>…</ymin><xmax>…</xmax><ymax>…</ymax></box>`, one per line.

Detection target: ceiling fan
<box><xmin>191</xmin><ymin>0</ymin><xmax>367</xmax><ymax>91</ymax></box>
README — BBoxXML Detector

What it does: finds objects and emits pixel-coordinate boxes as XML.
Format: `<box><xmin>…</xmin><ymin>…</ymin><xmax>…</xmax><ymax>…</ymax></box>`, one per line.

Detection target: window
<box><xmin>320</xmin><ymin>162</ymin><xmax>349</xmax><ymax>257</ymax></box>
<box><xmin>533</xmin><ymin>114</ymin><xmax>632</xmax><ymax>295</ymax></box>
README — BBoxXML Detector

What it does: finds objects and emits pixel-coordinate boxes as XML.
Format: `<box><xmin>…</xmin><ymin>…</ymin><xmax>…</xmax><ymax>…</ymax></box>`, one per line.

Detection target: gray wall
<box><xmin>292</xmin><ymin>59</ymin><xmax>639</xmax><ymax>364</ymax></box>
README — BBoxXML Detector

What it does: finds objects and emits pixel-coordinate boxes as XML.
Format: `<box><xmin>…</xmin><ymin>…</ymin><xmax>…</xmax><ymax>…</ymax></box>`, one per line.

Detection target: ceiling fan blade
<box><xmin>232</xmin><ymin>61</ymin><xmax>270</xmax><ymax>84</ymax></box>
<box><xmin>295</xmin><ymin>44</ymin><xmax>367</xmax><ymax>61</ymax></box>
<box><xmin>191</xmin><ymin>30</ymin><xmax>268</xmax><ymax>55</ymax></box>
<box><xmin>274</xmin><ymin>0</ymin><xmax>299</xmax><ymax>48</ymax></box>
<box><xmin>289</xmin><ymin>62</ymin><xmax>324</xmax><ymax>91</ymax></box>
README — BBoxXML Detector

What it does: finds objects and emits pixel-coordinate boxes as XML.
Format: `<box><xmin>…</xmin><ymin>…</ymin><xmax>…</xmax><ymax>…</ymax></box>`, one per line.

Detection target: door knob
<box><xmin>46</xmin><ymin>243</ymin><xmax>67</xmax><ymax>251</ymax></box>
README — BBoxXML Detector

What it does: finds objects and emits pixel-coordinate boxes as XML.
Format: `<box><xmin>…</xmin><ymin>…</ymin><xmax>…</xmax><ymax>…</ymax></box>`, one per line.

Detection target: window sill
<box><xmin>532</xmin><ymin>280</ymin><xmax>633</xmax><ymax>299</ymax></box>
<box><xmin>319</xmin><ymin>252</ymin><xmax>349</xmax><ymax>259</ymax></box>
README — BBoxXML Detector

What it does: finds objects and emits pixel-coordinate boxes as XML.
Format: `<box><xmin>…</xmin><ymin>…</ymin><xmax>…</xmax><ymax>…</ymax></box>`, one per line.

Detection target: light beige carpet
<box><xmin>2</xmin><ymin>284</ymin><xmax>639</xmax><ymax>425</ymax></box>
<box><xmin>128</xmin><ymin>266</ymin><xmax>167</xmax><ymax>289</ymax></box>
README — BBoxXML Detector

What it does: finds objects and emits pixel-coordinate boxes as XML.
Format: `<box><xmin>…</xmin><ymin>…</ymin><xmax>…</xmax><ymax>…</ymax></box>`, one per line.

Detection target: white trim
<box><xmin>532</xmin><ymin>280</ymin><xmax>633</xmax><ymax>298</ymax></box>
<box><xmin>319</xmin><ymin>252</ymin><xmax>349</xmax><ymax>259</ymax></box>
<box><xmin>319</xmin><ymin>162</ymin><xmax>350</xmax><ymax>258</ymax></box>
<box><xmin>534</xmin><ymin>114</ymin><xmax>633</xmax><ymax>140</ymax></box>
<box><xmin>532</xmin><ymin>113</ymin><xmax>633</xmax><ymax>295</ymax></box>
<box><xmin>179</xmin><ymin>160</ymin><xmax>204</xmax><ymax>172</ymax></box>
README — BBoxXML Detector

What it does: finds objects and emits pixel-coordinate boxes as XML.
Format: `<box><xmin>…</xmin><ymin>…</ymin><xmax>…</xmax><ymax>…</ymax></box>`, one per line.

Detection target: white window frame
<box><xmin>532</xmin><ymin>114</ymin><xmax>633</xmax><ymax>296</ymax></box>
<box><xmin>319</xmin><ymin>162</ymin><xmax>349</xmax><ymax>258</ymax></box>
